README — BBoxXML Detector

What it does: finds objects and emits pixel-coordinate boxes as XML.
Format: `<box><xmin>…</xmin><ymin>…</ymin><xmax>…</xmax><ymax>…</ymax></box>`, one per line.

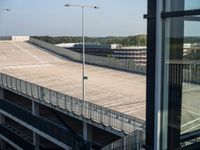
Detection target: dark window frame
<box><xmin>161</xmin><ymin>9</ymin><xmax>200</xmax><ymax>18</ymax></box>
<box><xmin>145</xmin><ymin>0</ymin><xmax>157</xmax><ymax>149</ymax></box>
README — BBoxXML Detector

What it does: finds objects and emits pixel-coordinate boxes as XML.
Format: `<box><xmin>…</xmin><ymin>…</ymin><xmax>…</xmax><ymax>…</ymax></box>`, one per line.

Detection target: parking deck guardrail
<box><xmin>0</xmin><ymin>73</ymin><xmax>145</xmax><ymax>134</ymax></box>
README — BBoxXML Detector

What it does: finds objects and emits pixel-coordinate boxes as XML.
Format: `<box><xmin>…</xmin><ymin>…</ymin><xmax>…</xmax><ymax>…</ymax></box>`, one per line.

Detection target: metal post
<box><xmin>64</xmin><ymin>4</ymin><xmax>99</xmax><ymax>145</ymax></box>
<box><xmin>64</xmin><ymin>3</ymin><xmax>99</xmax><ymax>107</ymax></box>
<box><xmin>82</xmin><ymin>6</ymin><xmax>86</xmax><ymax>115</ymax></box>
<box><xmin>154</xmin><ymin>0</ymin><xmax>163</xmax><ymax>149</ymax></box>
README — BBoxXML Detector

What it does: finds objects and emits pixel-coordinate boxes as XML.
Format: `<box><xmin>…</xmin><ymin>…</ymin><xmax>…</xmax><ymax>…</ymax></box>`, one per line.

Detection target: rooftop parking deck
<box><xmin>0</xmin><ymin>41</ymin><xmax>146</xmax><ymax>121</ymax></box>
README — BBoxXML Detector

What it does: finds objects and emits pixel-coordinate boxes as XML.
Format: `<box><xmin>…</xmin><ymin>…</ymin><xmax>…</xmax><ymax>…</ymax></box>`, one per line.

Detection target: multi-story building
<box><xmin>56</xmin><ymin>43</ymin><xmax>147</xmax><ymax>64</ymax></box>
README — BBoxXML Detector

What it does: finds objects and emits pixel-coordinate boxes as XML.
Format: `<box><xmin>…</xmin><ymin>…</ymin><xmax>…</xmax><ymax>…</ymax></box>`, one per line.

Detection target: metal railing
<box><xmin>182</xmin><ymin>63</ymin><xmax>200</xmax><ymax>85</ymax></box>
<box><xmin>178</xmin><ymin>132</ymin><xmax>200</xmax><ymax>150</ymax></box>
<box><xmin>101</xmin><ymin>130</ymin><xmax>145</xmax><ymax>150</ymax></box>
<box><xmin>29</xmin><ymin>37</ymin><xmax>146</xmax><ymax>75</ymax></box>
<box><xmin>0</xmin><ymin>73</ymin><xmax>145</xmax><ymax>134</ymax></box>
<box><xmin>0</xmin><ymin>99</ymin><xmax>85</xmax><ymax>149</ymax></box>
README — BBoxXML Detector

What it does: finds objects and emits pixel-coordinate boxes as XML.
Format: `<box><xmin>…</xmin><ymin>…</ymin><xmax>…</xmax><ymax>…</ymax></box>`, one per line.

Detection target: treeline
<box><xmin>184</xmin><ymin>37</ymin><xmax>200</xmax><ymax>44</ymax></box>
<box><xmin>31</xmin><ymin>35</ymin><xmax>200</xmax><ymax>47</ymax></box>
<box><xmin>32</xmin><ymin>35</ymin><xmax>147</xmax><ymax>46</ymax></box>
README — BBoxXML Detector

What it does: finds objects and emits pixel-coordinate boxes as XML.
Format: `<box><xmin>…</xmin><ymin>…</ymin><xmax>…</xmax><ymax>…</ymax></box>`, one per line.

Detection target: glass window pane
<box><xmin>185</xmin><ymin>0</ymin><xmax>200</xmax><ymax>10</ymax></box>
<box><xmin>182</xmin><ymin>17</ymin><xmax>200</xmax><ymax>135</ymax></box>
<box><xmin>163</xmin><ymin>15</ymin><xmax>200</xmax><ymax>147</ymax></box>
<box><xmin>165</xmin><ymin>0</ymin><xmax>200</xmax><ymax>11</ymax></box>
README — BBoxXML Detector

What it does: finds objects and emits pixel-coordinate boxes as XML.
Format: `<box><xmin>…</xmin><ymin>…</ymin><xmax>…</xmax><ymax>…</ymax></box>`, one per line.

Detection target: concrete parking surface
<box><xmin>0</xmin><ymin>41</ymin><xmax>146</xmax><ymax>120</ymax></box>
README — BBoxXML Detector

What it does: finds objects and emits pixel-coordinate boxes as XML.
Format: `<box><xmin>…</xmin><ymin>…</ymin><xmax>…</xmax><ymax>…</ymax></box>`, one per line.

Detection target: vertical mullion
<box><xmin>146</xmin><ymin>0</ymin><xmax>157</xmax><ymax>149</ymax></box>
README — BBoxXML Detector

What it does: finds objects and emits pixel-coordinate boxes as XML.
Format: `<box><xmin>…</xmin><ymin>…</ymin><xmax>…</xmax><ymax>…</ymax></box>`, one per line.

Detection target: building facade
<box><xmin>56</xmin><ymin>43</ymin><xmax>147</xmax><ymax>64</ymax></box>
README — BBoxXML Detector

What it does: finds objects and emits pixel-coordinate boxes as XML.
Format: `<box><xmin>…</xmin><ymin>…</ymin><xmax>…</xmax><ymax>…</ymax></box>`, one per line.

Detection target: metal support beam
<box><xmin>145</xmin><ymin>0</ymin><xmax>157</xmax><ymax>149</ymax></box>
<box><xmin>154</xmin><ymin>0</ymin><xmax>163</xmax><ymax>149</ymax></box>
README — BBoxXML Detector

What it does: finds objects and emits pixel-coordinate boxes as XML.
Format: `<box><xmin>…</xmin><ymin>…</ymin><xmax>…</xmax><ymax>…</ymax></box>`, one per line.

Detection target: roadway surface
<box><xmin>0</xmin><ymin>41</ymin><xmax>146</xmax><ymax>120</ymax></box>
<box><xmin>181</xmin><ymin>82</ymin><xmax>200</xmax><ymax>134</ymax></box>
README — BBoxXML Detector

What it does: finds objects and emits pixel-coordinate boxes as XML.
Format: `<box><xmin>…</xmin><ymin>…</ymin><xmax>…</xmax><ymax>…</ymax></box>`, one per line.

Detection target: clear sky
<box><xmin>0</xmin><ymin>0</ymin><xmax>147</xmax><ymax>37</ymax></box>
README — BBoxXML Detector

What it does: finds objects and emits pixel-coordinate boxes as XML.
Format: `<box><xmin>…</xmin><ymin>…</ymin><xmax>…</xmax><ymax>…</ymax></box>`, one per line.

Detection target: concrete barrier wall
<box><xmin>29</xmin><ymin>37</ymin><xmax>81</xmax><ymax>61</ymax></box>
<box><xmin>29</xmin><ymin>37</ymin><xmax>146</xmax><ymax>74</ymax></box>
<box><xmin>0</xmin><ymin>36</ymin><xmax>12</xmax><ymax>41</ymax></box>
<box><xmin>0</xmin><ymin>36</ymin><xmax>29</xmax><ymax>41</ymax></box>
<box><xmin>12</xmin><ymin>36</ymin><xmax>29</xmax><ymax>41</ymax></box>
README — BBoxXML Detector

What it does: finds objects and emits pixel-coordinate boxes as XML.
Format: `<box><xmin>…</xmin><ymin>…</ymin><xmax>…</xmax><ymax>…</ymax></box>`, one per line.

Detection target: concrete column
<box><xmin>0</xmin><ymin>88</ymin><xmax>4</xmax><ymax>125</ymax></box>
<box><xmin>0</xmin><ymin>113</ymin><xmax>5</xmax><ymax>150</ymax></box>
<box><xmin>0</xmin><ymin>88</ymin><xmax>5</xmax><ymax>149</ymax></box>
<box><xmin>0</xmin><ymin>88</ymin><xmax>4</xmax><ymax>99</ymax></box>
<box><xmin>32</xmin><ymin>101</ymin><xmax>40</xmax><ymax>150</ymax></box>
<box><xmin>123</xmin><ymin>137</ymin><xmax>126</xmax><ymax>150</ymax></box>
<box><xmin>0</xmin><ymin>114</ymin><xmax>5</xmax><ymax>125</ymax></box>
<box><xmin>32</xmin><ymin>101</ymin><xmax>39</xmax><ymax>116</ymax></box>
<box><xmin>83</xmin><ymin>122</ymin><xmax>92</xmax><ymax>147</ymax></box>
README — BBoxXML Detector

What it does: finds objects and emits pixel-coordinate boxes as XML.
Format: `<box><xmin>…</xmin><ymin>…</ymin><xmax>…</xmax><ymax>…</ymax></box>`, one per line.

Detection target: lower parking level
<box><xmin>0</xmin><ymin>88</ymin><xmax>122</xmax><ymax>150</ymax></box>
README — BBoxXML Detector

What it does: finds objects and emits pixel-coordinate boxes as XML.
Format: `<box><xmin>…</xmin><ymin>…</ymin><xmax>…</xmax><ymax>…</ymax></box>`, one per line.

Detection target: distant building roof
<box><xmin>121</xmin><ymin>46</ymin><xmax>147</xmax><ymax>49</ymax></box>
<box><xmin>55</xmin><ymin>43</ymin><xmax>80</xmax><ymax>48</ymax></box>
<box><xmin>55</xmin><ymin>43</ymin><xmax>122</xmax><ymax>49</ymax></box>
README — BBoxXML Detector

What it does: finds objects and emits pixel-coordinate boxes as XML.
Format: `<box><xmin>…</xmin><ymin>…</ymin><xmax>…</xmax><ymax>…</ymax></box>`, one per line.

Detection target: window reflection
<box><xmin>163</xmin><ymin>15</ymin><xmax>200</xmax><ymax>148</ymax></box>
<box><xmin>181</xmin><ymin>19</ymin><xmax>200</xmax><ymax>134</ymax></box>
<box><xmin>165</xmin><ymin>0</ymin><xmax>200</xmax><ymax>11</ymax></box>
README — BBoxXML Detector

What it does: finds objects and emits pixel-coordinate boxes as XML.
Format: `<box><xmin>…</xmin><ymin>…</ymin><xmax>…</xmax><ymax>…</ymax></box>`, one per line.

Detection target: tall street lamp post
<box><xmin>64</xmin><ymin>4</ymin><xmax>99</xmax><ymax>144</ymax></box>
<box><xmin>64</xmin><ymin>3</ymin><xmax>99</xmax><ymax>112</ymax></box>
